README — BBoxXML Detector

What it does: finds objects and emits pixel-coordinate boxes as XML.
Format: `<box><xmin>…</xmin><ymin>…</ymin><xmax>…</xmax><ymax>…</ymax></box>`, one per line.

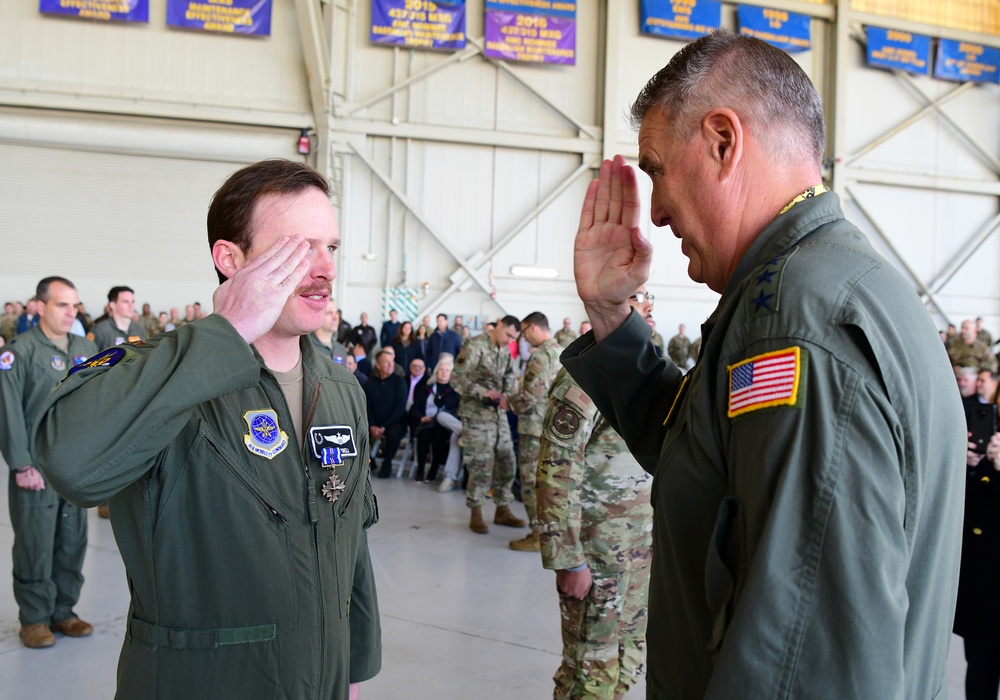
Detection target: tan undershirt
<box><xmin>273</xmin><ymin>357</ymin><xmax>305</xmax><ymax>444</ymax></box>
<box><xmin>52</xmin><ymin>334</ymin><xmax>70</xmax><ymax>354</ymax></box>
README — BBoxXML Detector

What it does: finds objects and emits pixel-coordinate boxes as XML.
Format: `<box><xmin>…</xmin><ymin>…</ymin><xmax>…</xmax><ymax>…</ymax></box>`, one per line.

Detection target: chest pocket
<box><xmin>151</xmin><ymin>422</ymin><xmax>298</xmax><ymax>636</ymax></box>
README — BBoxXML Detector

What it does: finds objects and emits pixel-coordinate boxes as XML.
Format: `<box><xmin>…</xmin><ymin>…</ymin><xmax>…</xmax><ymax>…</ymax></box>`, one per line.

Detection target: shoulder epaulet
<box><xmin>744</xmin><ymin>247</ymin><xmax>798</xmax><ymax>320</ymax></box>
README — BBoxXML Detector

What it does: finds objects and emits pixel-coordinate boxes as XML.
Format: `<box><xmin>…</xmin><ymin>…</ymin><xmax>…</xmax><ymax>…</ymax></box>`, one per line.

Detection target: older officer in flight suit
<box><xmin>0</xmin><ymin>276</ymin><xmax>98</xmax><ymax>648</ymax></box>
<box><xmin>33</xmin><ymin>160</ymin><xmax>380</xmax><ymax>700</ymax></box>
<box><xmin>562</xmin><ymin>30</ymin><xmax>965</xmax><ymax>698</ymax></box>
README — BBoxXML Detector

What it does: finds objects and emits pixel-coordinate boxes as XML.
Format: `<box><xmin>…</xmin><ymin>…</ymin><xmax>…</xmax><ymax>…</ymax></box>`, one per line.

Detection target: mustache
<box><xmin>296</xmin><ymin>285</ymin><xmax>332</xmax><ymax>297</ymax></box>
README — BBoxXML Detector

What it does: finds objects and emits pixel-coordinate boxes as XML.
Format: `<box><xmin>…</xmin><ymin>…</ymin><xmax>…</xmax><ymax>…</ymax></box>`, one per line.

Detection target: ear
<box><xmin>211</xmin><ymin>240</ymin><xmax>246</xmax><ymax>281</ymax></box>
<box><xmin>701</xmin><ymin>108</ymin><xmax>742</xmax><ymax>178</ymax></box>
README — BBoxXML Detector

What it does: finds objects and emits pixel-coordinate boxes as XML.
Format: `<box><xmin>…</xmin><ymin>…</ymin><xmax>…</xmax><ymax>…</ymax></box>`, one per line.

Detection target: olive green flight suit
<box><xmin>33</xmin><ymin>316</ymin><xmax>380</xmax><ymax>699</ymax></box>
<box><xmin>0</xmin><ymin>325</ymin><xmax>97</xmax><ymax>625</ymax></box>
<box><xmin>562</xmin><ymin>193</ymin><xmax>966</xmax><ymax>698</ymax></box>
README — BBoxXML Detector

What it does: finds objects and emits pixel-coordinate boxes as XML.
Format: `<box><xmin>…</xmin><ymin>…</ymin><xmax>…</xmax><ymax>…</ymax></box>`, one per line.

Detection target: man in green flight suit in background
<box><xmin>0</xmin><ymin>276</ymin><xmax>98</xmax><ymax>648</ymax></box>
<box><xmin>32</xmin><ymin>159</ymin><xmax>381</xmax><ymax>699</ymax></box>
<box><xmin>88</xmin><ymin>286</ymin><xmax>146</xmax><ymax>350</ymax></box>
<box><xmin>562</xmin><ymin>29</ymin><xmax>965</xmax><ymax>698</ymax></box>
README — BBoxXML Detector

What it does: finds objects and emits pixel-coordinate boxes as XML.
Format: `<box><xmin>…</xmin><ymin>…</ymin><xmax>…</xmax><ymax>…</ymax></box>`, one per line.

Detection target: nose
<box><xmin>313</xmin><ymin>252</ymin><xmax>336</xmax><ymax>281</ymax></box>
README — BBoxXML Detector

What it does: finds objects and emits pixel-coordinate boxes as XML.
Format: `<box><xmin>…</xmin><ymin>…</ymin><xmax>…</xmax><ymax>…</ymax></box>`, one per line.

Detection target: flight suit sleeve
<box><xmin>31</xmin><ymin>315</ymin><xmax>261</xmax><ymax>506</ymax></box>
<box><xmin>0</xmin><ymin>346</ymin><xmax>32</xmax><ymax>470</ymax></box>
<box><xmin>450</xmin><ymin>339</ymin><xmax>484</xmax><ymax>402</ymax></box>
<box><xmin>561</xmin><ymin>310</ymin><xmax>683</xmax><ymax>474</ymax></box>
<box><xmin>703</xmin><ymin>339</ymin><xmax>917</xmax><ymax>698</ymax></box>
<box><xmin>536</xmin><ymin>379</ymin><xmax>599</xmax><ymax>572</ymax></box>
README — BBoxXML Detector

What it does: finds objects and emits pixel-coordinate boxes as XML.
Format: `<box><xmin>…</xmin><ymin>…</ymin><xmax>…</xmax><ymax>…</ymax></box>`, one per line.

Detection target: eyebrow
<box><xmin>637</xmin><ymin>157</ymin><xmax>655</xmax><ymax>174</ymax></box>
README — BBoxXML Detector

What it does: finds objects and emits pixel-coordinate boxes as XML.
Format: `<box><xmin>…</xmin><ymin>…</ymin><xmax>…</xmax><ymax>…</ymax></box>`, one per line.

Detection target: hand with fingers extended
<box><xmin>574</xmin><ymin>155</ymin><xmax>653</xmax><ymax>342</ymax></box>
<box><xmin>213</xmin><ymin>236</ymin><xmax>311</xmax><ymax>344</ymax></box>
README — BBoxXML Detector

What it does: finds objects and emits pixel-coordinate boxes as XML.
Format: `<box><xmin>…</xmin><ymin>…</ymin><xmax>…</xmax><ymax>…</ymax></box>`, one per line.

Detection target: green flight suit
<box><xmin>562</xmin><ymin>193</ymin><xmax>966</xmax><ymax>698</ymax></box>
<box><xmin>309</xmin><ymin>331</ymin><xmax>350</xmax><ymax>365</ymax></box>
<box><xmin>88</xmin><ymin>316</ymin><xmax>146</xmax><ymax>350</ymax></box>
<box><xmin>32</xmin><ymin>315</ymin><xmax>381</xmax><ymax>699</ymax></box>
<box><xmin>0</xmin><ymin>325</ymin><xmax>97</xmax><ymax>625</ymax></box>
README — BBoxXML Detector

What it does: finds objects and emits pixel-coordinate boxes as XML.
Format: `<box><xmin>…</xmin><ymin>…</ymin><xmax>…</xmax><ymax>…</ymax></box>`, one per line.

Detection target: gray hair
<box><xmin>629</xmin><ymin>28</ymin><xmax>825</xmax><ymax>167</ymax></box>
<box><xmin>430</xmin><ymin>353</ymin><xmax>455</xmax><ymax>385</ymax></box>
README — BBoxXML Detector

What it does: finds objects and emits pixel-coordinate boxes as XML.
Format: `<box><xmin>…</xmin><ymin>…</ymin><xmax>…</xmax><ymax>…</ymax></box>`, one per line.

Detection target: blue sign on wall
<box><xmin>640</xmin><ymin>0</ymin><xmax>722</xmax><ymax>42</ymax></box>
<box><xmin>865</xmin><ymin>27</ymin><xmax>932</xmax><ymax>76</ymax></box>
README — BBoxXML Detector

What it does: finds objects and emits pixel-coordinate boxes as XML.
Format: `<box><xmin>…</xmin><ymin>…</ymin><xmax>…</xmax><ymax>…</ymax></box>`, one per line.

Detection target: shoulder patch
<box><xmin>562</xmin><ymin>384</ymin><xmax>592</xmax><ymax>413</ymax></box>
<box><xmin>0</xmin><ymin>350</ymin><xmax>13</xmax><ymax>370</ymax></box>
<box><xmin>550</xmin><ymin>405</ymin><xmax>582</xmax><ymax>440</ymax></box>
<box><xmin>68</xmin><ymin>347</ymin><xmax>127</xmax><ymax>375</ymax></box>
<box><xmin>727</xmin><ymin>346</ymin><xmax>805</xmax><ymax>418</ymax></box>
<box><xmin>744</xmin><ymin>247</ymin><xmax>798</xmax><ymax>319</ymax></box>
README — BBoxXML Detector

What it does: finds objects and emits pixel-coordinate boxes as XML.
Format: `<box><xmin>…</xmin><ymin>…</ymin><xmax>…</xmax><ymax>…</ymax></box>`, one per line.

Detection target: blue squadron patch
<box><xmin>309</xmin><ymin>425</ymin><xmax>358</xmax><ymax>461</ymax></box>
<box><xmin>73</xmin><ymin>356</ymin><xmax>89</xmax><ymax>366</ymax></box>
<box><xmin>51</xmin><ymin>355</ymin><xmax>67</xmax><ymax>372</ymax></box>
<box><xmin>68</xmin><ymin>347</ymin><xmax>127</xmax><ymax>375</ymax></box>
<box><xmin>242</xmin><ymin>409</ymin><xmax>289</xmax><ymax>460</ymax></box>
<box><xmin>0</xmin><ymin>351</ymin><xmax>13</xmax><ymax>370</ymax></box>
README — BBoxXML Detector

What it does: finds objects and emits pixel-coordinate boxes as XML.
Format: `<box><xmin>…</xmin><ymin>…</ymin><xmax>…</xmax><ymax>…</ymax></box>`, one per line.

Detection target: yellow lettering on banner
<box><xmin>59</xmin><ymin>0</ymin><xmax>132</xmax><ymax>12</ymax></box>
<box><xmin>886</xmin><ymin>29</ymin><xmax>911</xmax><ymax>42</ymax></box>
<box><xmin>959</xmin><ymin>42</ymin><xmax>983</xmax><ymax>56</ymax></box>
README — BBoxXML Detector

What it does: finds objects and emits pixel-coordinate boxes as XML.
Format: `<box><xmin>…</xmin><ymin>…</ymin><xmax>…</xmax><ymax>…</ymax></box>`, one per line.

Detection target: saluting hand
<box><xmin>212</xmin><ymin>236</ymin><xmax>311</xmax><ymax>344</ymax></box>
<box><xmin>574</xmin><ymin>155</ymin><xmax>652</xmax><ymax>342</ymax></box>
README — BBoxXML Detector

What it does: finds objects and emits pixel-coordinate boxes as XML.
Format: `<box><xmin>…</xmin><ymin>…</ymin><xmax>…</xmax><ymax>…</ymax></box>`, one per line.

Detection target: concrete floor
<box><xmin>0</xmin><ymin>462</ymin><xmax>971</xmax><ymax>699</ymax></box>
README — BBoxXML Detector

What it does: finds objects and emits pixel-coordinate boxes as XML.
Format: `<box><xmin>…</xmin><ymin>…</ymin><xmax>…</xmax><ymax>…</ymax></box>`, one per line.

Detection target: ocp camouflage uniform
<box><xmin>948</xmin><ymin>339</ymin><xmax>998</xmax><ymax>372</ymax></box>
<box><xmin>667</xmin><ymin>334</ymin><xmax>690</xmax><ymax>367</ymax></box>
<box><xmin>555</xmin><ymin>329</ymin><xmax>578</xmax><ymax>348</ymax></box>
<box><xmin>451</xmin><ymin>331</ymin><xmax>517</xmax><ymax>508</ymax></box>
<box><xmin>507</xmin><ymin>337</ymin><xmax>562</xmax><ymax>528</ymax></box>
<box><xmin>978</xmin><ymin>328</ymin><xmax>993</xmax><ymax>348</ymax></box>
<box><xmin>536</xmin><ymin>368</ymin><xmax>653</xmax><ymax>700</ymax></box>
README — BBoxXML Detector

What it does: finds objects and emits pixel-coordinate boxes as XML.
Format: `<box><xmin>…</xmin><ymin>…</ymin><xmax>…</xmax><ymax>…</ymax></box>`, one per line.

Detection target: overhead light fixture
<box><xmin>510</xmin><ymin>265</ymin><xmax>559</xmax><ymax>278</ymax></box>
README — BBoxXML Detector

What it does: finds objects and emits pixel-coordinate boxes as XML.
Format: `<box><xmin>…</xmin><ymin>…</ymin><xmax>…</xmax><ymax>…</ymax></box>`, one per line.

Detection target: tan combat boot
<box><xmin>508</xmin><ymin>531</ymin><xmax>540</xmax><ymax>552</ymax></box>
<box><xmin>469</xmin><ymin>506</ymin><xmax>488</xmax><ymax>534</ymax></box>
<box><xmin>494</xmin><ymin>504</ymin><xmax>527</xmax><ymax>528</ymax></box>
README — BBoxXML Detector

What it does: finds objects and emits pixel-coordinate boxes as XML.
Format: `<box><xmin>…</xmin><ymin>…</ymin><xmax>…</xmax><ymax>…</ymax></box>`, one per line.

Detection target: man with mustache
<box><xmin>32</xmin><ymin>159</ymin><xmax>381</xmax><ymax>699</ymax></box>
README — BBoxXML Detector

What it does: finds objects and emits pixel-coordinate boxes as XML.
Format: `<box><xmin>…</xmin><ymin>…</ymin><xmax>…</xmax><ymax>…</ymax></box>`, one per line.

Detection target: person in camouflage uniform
<box><xmin>536</xmin><ymin>367</ymin><xmax>653</xmax><ymax>699</ymax></box>
<box><xmin>555</xmin><ymin>318</ymin><xmax>578</xmax><ymax>348</ymax></box>
<box><xmin>450</xmin><ymin>315</ymin><xmax>527</xmax><ymax>534</ymax></box>
<box><xmin>507</xmin><ymin>312</ymin><xmax>563</xmax><ymax>552</ymax></box>
<box><xmin>976</xmin><ymin>317</ymin><xmax>993</xmax><ymax>348</ymax></box>
<box><xmin>667</xmin><ymin>323</ymin><xmax>690</xmax><ymax>367</ymax></box>
<box><xmin>950</xmin><ymin>319</ymin><xmax>998</xmax><ymax>372</ymax></box>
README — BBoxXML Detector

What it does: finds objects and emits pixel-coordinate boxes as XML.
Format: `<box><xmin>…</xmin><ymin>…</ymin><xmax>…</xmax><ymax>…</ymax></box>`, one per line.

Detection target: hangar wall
<box><xmin>0</xmin><ymin>0</ymin><xmax>997</xmax><ymax>338</ymax></box>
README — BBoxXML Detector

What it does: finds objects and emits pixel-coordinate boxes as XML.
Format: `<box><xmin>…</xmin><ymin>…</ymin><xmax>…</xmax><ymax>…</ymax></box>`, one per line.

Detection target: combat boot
<box><xmin>508</xmin><ymin>531</ymin><xmax>540</xmax><ymax>551</ymax></box>
<box><xmin>494</xmin><ymin>504</ymin><xmax>527</xmax><ymax>528</ymax></box>
<box><xmin>469</xmin><ymin>506</ymin><xmax>488</xmax><ymax>534</ymax></box>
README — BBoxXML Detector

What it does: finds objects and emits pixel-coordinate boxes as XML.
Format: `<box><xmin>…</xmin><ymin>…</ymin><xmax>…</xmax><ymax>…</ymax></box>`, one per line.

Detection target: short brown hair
<box><xmin>207</xmin><ymin>159</ymin><xmax>330</xmax><ymax>283</ymax></box>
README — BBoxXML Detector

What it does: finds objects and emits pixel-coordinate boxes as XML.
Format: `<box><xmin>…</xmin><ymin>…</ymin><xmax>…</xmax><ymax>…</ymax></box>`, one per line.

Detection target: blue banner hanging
<box><xmin>640</xmin><ymin>0</ymin><xmax>722</xmax><ymax>42</ymax></box>
<box><xmin>934</xmin><ymin>38</ymin><xmax>1000</xmax><ymax>84</ymax></box>
<box><xmin>865</xmin><ymin>27</ymin><xmax>932</xmax><ymax>76</ymax></box>
<box><xmin>737</xmin><ymin>5</ymin><xmax>810</xmax><ymax>53</ymax></box>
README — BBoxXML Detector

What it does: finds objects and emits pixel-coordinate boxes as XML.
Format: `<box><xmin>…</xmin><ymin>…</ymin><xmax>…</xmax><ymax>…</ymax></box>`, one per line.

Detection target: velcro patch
<box><xmin>562</xmin><ymin>384</ymin><xmax>592</xmax><ymax>412</ymax></box>
<box><xmin>68</xmin><ymin>347</ymin><xmax>127</xmax><ymax>375</ymax></box>
<box><xmin>727</xmin><ymin>347</ymin><xmax>802</xmax><ymax>418</ymax></box>
<box><xmin>0</xmin><ymin>350</ymin><xmax>13</xmax><ymax>370</ymax></box>
<box><xmin>550</xmin><ymin>406</ymin><xmax>582</xmax><ymax>439</ymax></box>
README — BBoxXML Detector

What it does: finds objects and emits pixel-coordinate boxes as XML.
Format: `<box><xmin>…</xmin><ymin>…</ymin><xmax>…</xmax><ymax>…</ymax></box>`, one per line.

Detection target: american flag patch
<box><xmin>727</xmin><ymin>347</ymin><xmax>801</xmax><ymax>418</ymax></box>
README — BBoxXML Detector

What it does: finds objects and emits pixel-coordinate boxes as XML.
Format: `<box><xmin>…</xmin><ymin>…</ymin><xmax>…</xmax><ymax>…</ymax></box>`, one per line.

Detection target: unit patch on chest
<box><xmin>51</xmin><ymin>355</ymin><xmax>66</xmax><ymax>372</ymax></box>
<box><xmin>242</xmin><ymin>409</ymin><xmax>289</xmax><ymax>460</ymax></box>
<box><xmin>308</xmin><ymin>425</ymin><xmax>358</xmax><ymax>462</ymax></box>
<box><xmin>0</xmin><ymin>351</ymin><xmax>13</xmax><ymax>370</ymax></box>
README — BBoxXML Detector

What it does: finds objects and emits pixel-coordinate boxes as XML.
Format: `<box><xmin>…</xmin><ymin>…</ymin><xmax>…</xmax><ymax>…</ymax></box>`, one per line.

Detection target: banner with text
<box><xmin>864</xmin><ymin>27</ymin><xmax>931</xmax><ymax>76</ymax></box>
<box><xmin>934</xmin><ymin>38</ymin><xmax>1000</xmax><ymax>84</ymax></box>
<box><xmin>371</xmin><ymin>0</ymin><xmax>466</xmax><ymax>51</ymax></box>
<box><xmin>737</xmin><ymin>5</ymin><xmax>810</xmax><ymax>52</ymax></box>
<box><xmin>484</xmin><ymin>0</ymin><xmax>575</xmax><ymax>65</ymax></box>
<box><xmin>641</xmin><ymin>0</ymin><xmax>722</xmax><ymax>42</ymax></box>
<box><xmin>39</xmin><ymin>0</ymin><xmax>148</xmax><ymax>23</ymax></box>
<box><xmin>166</xmin><ymin>0</ymin><xmax>272</xmax><ymax>36</ymax></box>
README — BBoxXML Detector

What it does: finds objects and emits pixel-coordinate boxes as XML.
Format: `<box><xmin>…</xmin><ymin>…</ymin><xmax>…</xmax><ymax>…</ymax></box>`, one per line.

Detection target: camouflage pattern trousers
<box><xmin>461</xmin><ymin>407</ymin><xmax>516</xmax><ymax>509</ymax></box>
<box><xmin>553</xmin><ymin>562</ymin><xmax>651</xmax><ymax>700</ymax></box>
<box><xmin>518</xmin><ymin>434</ymin><xmax>541</xmax><ymax>528</ymax></box>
